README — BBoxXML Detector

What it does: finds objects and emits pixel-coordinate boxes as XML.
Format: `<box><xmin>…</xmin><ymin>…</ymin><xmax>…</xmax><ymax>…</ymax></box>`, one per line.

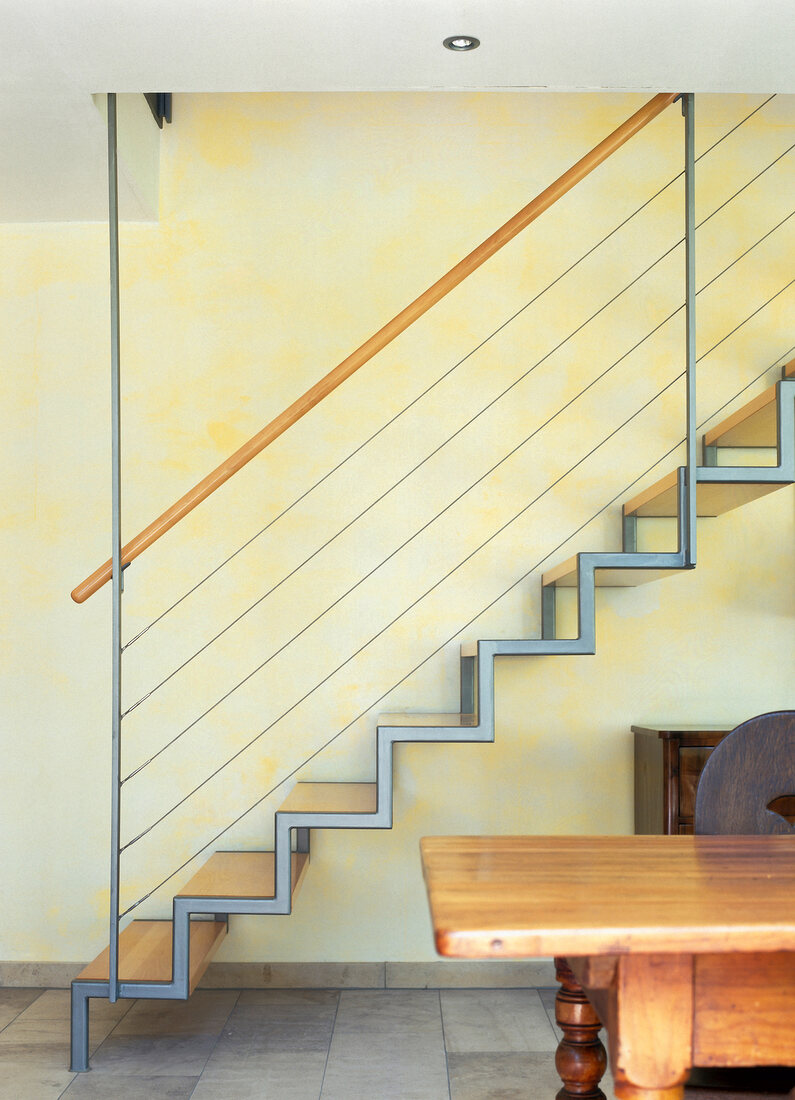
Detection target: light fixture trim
<box><xmin>443</xmin><ymin>35</ymin><xmax>480</xmax><ymax>52</ymax></box>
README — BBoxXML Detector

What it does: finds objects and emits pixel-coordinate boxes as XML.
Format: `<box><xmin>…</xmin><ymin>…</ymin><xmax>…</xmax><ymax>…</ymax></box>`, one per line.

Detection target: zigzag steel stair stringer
<box><xmin>234</xmin><ymin>370</ymin><xmax>795</xmax><ymax>918</ymax></box>
<box><xmin>70</xmin><ymin>365</ymin><xmax>795</xmax><ymax>1072</ymax></box>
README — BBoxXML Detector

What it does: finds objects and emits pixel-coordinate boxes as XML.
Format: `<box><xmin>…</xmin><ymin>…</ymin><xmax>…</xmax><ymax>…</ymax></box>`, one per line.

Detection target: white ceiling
<box><xmin>2</xmin><ymin>0</ymin><xmax>794</xmax><ymax>221</ymax></box>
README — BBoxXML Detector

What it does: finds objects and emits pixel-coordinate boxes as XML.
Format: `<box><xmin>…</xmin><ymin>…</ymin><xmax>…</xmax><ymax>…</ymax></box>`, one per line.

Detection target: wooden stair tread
<box><xmin>278</xmin><ymin>782</ymin><xmax>378</xmax><ymax>815</ymax></box>
<box><xmin>543</xmin><ymin>554</ymin><xmax>682</xmax><ymax>588</ymax></box>
<box><xmin>704</xmin><ymin>381</ymin><xmax>779</xmax><ymax>448</ymax></box>
<box><xmin>177</xmin><ymin>851</ymin><xmax>309</xmax><ymax>900</ymax></box>
<box><xmin>76</xmin><ymin>919</ymin><xmax>226</xmax><ymax>991</ymax></box>
<box><xmin>542</xmin><ymin>554</ymin><xmax>581</xmax><ymax>586</ymax></box>
<box><xmin>704</xmin><ymin>357</ymin><xmax>793</xmax><ymax>448</ymax></box>
<box><xmin>623</xmin><ymin>469</ymin><xmax>679</xmax><ymax>515</ymax></box>
<box><xmin>623</xmin><ymin>471</ymin><xmax>786</xmax><ymax>518</ymax></box>
<box><xmin>378</xmin><ymin>712</ymin><xmax>477</xmax><ymax>728</ymax></box>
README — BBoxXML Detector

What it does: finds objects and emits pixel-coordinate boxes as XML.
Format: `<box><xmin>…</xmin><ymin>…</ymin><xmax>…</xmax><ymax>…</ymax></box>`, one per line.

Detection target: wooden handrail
<box><xmin>72</xmin><ymin>91</ymin><xmax>679</xmax><ymax>603</ymax></box>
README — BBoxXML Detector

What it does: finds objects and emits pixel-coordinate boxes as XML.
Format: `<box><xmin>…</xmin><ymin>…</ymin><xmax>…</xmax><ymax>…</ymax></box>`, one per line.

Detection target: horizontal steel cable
<box><xmin>122</xmin><ymin>94</ymin><xmax>777</xmax><ymax>653</ymax></box>
<box><xmin>119</xmin><ymin>274</ymin><xmax>793</xmax><ymax>850</ymax></box>
<box><xmin>120</xmin><ymin>338</ymin><xmax>795</xmax><ymax>914</ymax></box>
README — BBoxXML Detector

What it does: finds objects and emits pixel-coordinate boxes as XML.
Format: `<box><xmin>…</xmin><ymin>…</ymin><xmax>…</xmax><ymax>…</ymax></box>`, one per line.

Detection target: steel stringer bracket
<box><xmin>144</xmin><ymin>93</ymin><xmax>172</xmax><ymax>128</ymax></box>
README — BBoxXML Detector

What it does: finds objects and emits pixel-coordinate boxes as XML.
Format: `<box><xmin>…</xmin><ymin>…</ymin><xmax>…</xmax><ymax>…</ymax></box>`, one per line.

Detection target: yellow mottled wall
<box><xmin>1</xmin><ymin>93</ymin><xmax>792</xmax><ymax>964</ymax></box>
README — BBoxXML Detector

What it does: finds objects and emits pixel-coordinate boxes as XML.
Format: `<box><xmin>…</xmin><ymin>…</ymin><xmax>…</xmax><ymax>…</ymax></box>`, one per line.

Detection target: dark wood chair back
<box><xmin>689</xmin><ymin>712</ymin><xmax>795</xmax><ymax>1097</ymax></box>
<box><xmin>694</xmin><ymin>711</ymin><xmax>795</xmax><ymax>835</ymax></box>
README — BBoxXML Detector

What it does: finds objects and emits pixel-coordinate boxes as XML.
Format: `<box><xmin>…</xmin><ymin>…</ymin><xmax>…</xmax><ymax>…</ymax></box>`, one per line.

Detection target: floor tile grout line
<box><xmin>317</xmin><ymin>988</ymin><xmax>342</xmax><ymax>1100</ymax></box>
<box><xmin>187</xmin><ymin>988</ymin><xmax>242</xmax><ymax>1097</ymax></box>
<box><xmin>438</xmin><ymin>988</ymin><xmax>454</xmax><ymax>1100</ymax></box>
<box><xmin>0</xmin><ymin>987</ymin><xmax>48</xmax><ymax>1037</ymax></box>
<box><xmin>530</xmin><ymin>986</ymin><xmax>560</xmax><ymax>1051</ymax></box>
<box><xmin>540</xmin><ymin>986</ymin><xmax>563</xmax><ymax>1042</ymax></box>
<box><xmin>57</xmin><ymin>1075</ymin><xmax>76</xmax><ymax>1097</ymax></box>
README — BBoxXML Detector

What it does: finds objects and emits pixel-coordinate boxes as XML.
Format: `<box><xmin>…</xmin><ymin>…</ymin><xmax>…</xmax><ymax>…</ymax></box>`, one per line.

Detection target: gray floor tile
<box><xmin>0</xmin><ymin>988</ymin><xmax>44</xmax><ymax>1031</ymax></box>
<box><xmin>193</xmin><ymin>1050</ymin><xmax>328</xmax><ymax>1097</ymax></box>
<box><xmin>387</xmin><ymin>962</ymin><xmax>556</xmax><ymax>989</ymax></box>
<box><xmin>88</xmin><ymin>1032</ymin><xmax>220</xmax><ymax>1077</ymax></box>
<box><xmin>201</xmin><ymin>989</ymin><xmax>337</xmax><ymax>1069</ymax></box>
<box><xmin>330</xmin><ymin>989</ymin><xmax>442</xmax><ymax>1037</ymax></box>
<box><xmin>0</xmin><ymin>1038</ymin><xmax>75</xmax><ymax>1072</ymax></box>
<box><xmin>62</xmin><ymin>1073</ymin><xmax>199</xmax><ymax>1098</ymax></box>
<box><xmin>320</xmin><ymin>990</ymin><xmax>449</xmax><ymax>1100</ymax></box>
<box><xmin>441</xmin><ymin>990</ymin><xmax>558</xmax><ymax>1053</ymax></box>
<box><xmin>322</xmin><ymin>1051</ymin><xmax>450</xmax><ymax>1100</ymax></box>
<box><xmin>0</xmin><ymin>1063</ymin><xmax>76</xmax><ymax>1100</ymax></box>
<box><xmin>110</xmin><ymin>991</ymin><xmax>239</xmax><ymax>1038</ymax></box>
<box><xmin>207</xmin><ymin>1014</ymin><xmax>334</xmax><ymax>1058</ymax></box>
<box><xmin>85</xmin><ymin>991</ymin><xmax>238</xmax><ymax>1077</ymax></box>
<box><xmin>448</xmin><ymin>1051</ymin><xmax>564</xmax><ymax>1100</ymax></box>
<box><xmin>1</xmin><ymin>988</ymin><xmax>130</xmax><ymax>1032</ymax></box>
<box><xmin>236</xmin><ymin>989</ymin><xmax>338</xmax><ymax>1011</ymax></box>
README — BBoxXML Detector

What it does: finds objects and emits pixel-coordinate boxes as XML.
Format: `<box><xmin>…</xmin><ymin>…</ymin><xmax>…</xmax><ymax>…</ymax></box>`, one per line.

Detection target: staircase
<box><xmin>70</xmin><ymin>355</ymin><xmax>795</xmax><ymax>1070</ymax></box>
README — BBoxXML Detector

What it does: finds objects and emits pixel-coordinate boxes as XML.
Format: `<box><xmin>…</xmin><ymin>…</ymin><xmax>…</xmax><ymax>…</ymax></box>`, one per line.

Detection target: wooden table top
<box><xmin>420</xmin><ymin>835</ymin><xmax>795</xmax><ymax>958</ymax></box>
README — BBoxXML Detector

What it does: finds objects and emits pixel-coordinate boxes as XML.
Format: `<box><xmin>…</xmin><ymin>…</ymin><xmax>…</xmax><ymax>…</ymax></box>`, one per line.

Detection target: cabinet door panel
<box><xmin>678</xmin><ymin>746</ymin><xmax>713</xmax><ymax>819</ymax></box>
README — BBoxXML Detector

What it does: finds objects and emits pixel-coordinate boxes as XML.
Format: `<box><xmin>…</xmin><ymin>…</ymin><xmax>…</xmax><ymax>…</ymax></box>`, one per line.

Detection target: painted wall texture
<box><xmin>1</xmin><ymin>93</ymin><xmax>793</xmax><ymax>965</ymax></box>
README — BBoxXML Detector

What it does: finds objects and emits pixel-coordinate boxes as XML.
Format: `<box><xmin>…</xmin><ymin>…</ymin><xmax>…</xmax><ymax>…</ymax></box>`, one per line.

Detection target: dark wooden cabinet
<box><xmin>633</xmin><ymin>725</ymin><xmax>733</xmax><ymax>834</ymax></box>
<box><xmin>634</xmin><ymin>724</ymin><xmax>795</xmax><ymax>834</ymax></box>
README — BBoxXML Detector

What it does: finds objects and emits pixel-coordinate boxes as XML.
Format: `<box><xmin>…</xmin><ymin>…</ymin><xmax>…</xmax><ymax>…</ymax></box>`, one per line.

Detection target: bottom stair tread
<box><xmin>76</xmin><ymin>918</ymin><xmax>226</xmax><ymax>991</ymax></box>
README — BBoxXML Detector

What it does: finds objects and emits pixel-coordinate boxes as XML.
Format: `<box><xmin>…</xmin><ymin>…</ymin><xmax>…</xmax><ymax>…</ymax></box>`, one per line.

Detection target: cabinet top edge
<box><xmin>632</xmin><ymin>724</ymin><xmax>735</xmax><ymax>737</ymax></box>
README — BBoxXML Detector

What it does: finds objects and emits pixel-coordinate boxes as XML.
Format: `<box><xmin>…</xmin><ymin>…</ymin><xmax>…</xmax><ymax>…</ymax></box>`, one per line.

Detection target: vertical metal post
<box><xmin>107</xmin><ymin>92</ymin><xmax>122</xmax><ymax>1003</ymax></box>
<box><xmin>683</xmin><ymin>93</ymin><xmax>697</xmax><ymax>566</ymax></box>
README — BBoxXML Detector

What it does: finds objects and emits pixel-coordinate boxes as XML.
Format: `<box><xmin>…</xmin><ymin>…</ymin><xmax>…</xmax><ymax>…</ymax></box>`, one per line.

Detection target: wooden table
<box><xmin>420</xmin><ymin>835</ymin><xmax>795</xmax><ymax>1100</ymax></box>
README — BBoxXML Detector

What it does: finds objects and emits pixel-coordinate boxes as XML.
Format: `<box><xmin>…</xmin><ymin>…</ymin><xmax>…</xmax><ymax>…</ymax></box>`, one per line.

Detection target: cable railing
<box><xmin>118</xmin><ymin>337</ymin><xmax>795</xmax><ymax>915</ymax></box>
<box><xmin>86</xmin><ymin>91</ymin><xmax>795</xmax><ymax>996</ymax></box>
<box><xmin>121</xmin><ymin>94</ymin><xmax>778</xmax><ymax>653</ymax></box>
<box><xmin>120</xmin><ymin>154</ymin><xmax>793</xmax><ymax>732</ymax></box>
<box><xmin>118</xmin><ymin>267</ymin><xmax>794</xmax><ymax>851</ymax></box>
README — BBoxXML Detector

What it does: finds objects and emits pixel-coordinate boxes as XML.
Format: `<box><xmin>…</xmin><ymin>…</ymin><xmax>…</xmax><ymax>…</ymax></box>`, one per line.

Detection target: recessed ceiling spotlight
<box><xmin>443</xmin><ymin>35</ymin><xmax>480</xmax><ymax>51</ymax></box>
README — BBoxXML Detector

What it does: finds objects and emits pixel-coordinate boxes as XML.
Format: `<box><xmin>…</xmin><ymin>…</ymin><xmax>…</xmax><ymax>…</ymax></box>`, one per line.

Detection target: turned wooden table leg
<box><xmin>554</xmin><ymin>957</ymin><xmax>608</xmax><ymax>1100</ymax></box>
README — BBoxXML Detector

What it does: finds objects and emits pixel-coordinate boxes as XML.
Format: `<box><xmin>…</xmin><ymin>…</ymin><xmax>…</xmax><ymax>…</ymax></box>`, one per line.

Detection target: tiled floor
<box><xmin>0</xmin><ymin>986</ymin><xmax>610</xmax><ymax>1100</ymax></box>
<box><xmin>3</xmin><ymin>986</ymin><xmax>793</xmax><ymax>1100</ymax></box>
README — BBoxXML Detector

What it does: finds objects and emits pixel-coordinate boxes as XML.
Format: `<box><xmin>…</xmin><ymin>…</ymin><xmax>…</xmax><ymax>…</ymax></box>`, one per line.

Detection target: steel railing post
<box><xmin>683</xmin><ymin>92</ymin><xmax>697</xmax><ymax>566</ymax></box>
<box><xmin>107</xmin><ymin>91</ymin><xmax>122</xmax><ymax>1003</ymax></box>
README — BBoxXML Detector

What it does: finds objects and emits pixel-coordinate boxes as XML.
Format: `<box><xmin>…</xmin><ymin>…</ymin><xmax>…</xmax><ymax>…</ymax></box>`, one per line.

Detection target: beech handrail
<box><xmin>72</xmin><ymin>91</ymin><xmax>679</xmax><ymax>603</ymax></box>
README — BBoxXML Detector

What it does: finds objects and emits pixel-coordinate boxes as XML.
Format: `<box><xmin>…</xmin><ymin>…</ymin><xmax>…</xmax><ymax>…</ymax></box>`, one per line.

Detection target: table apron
<box><xmin>692</xmin><ymin>951</ymin><xmax>795</xmax><ymax>1067</ymax></box>
<box><xmin>566</xmin><ymin>950</ymin><xmax>795</xmax><ymax>1094</ymax></box>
